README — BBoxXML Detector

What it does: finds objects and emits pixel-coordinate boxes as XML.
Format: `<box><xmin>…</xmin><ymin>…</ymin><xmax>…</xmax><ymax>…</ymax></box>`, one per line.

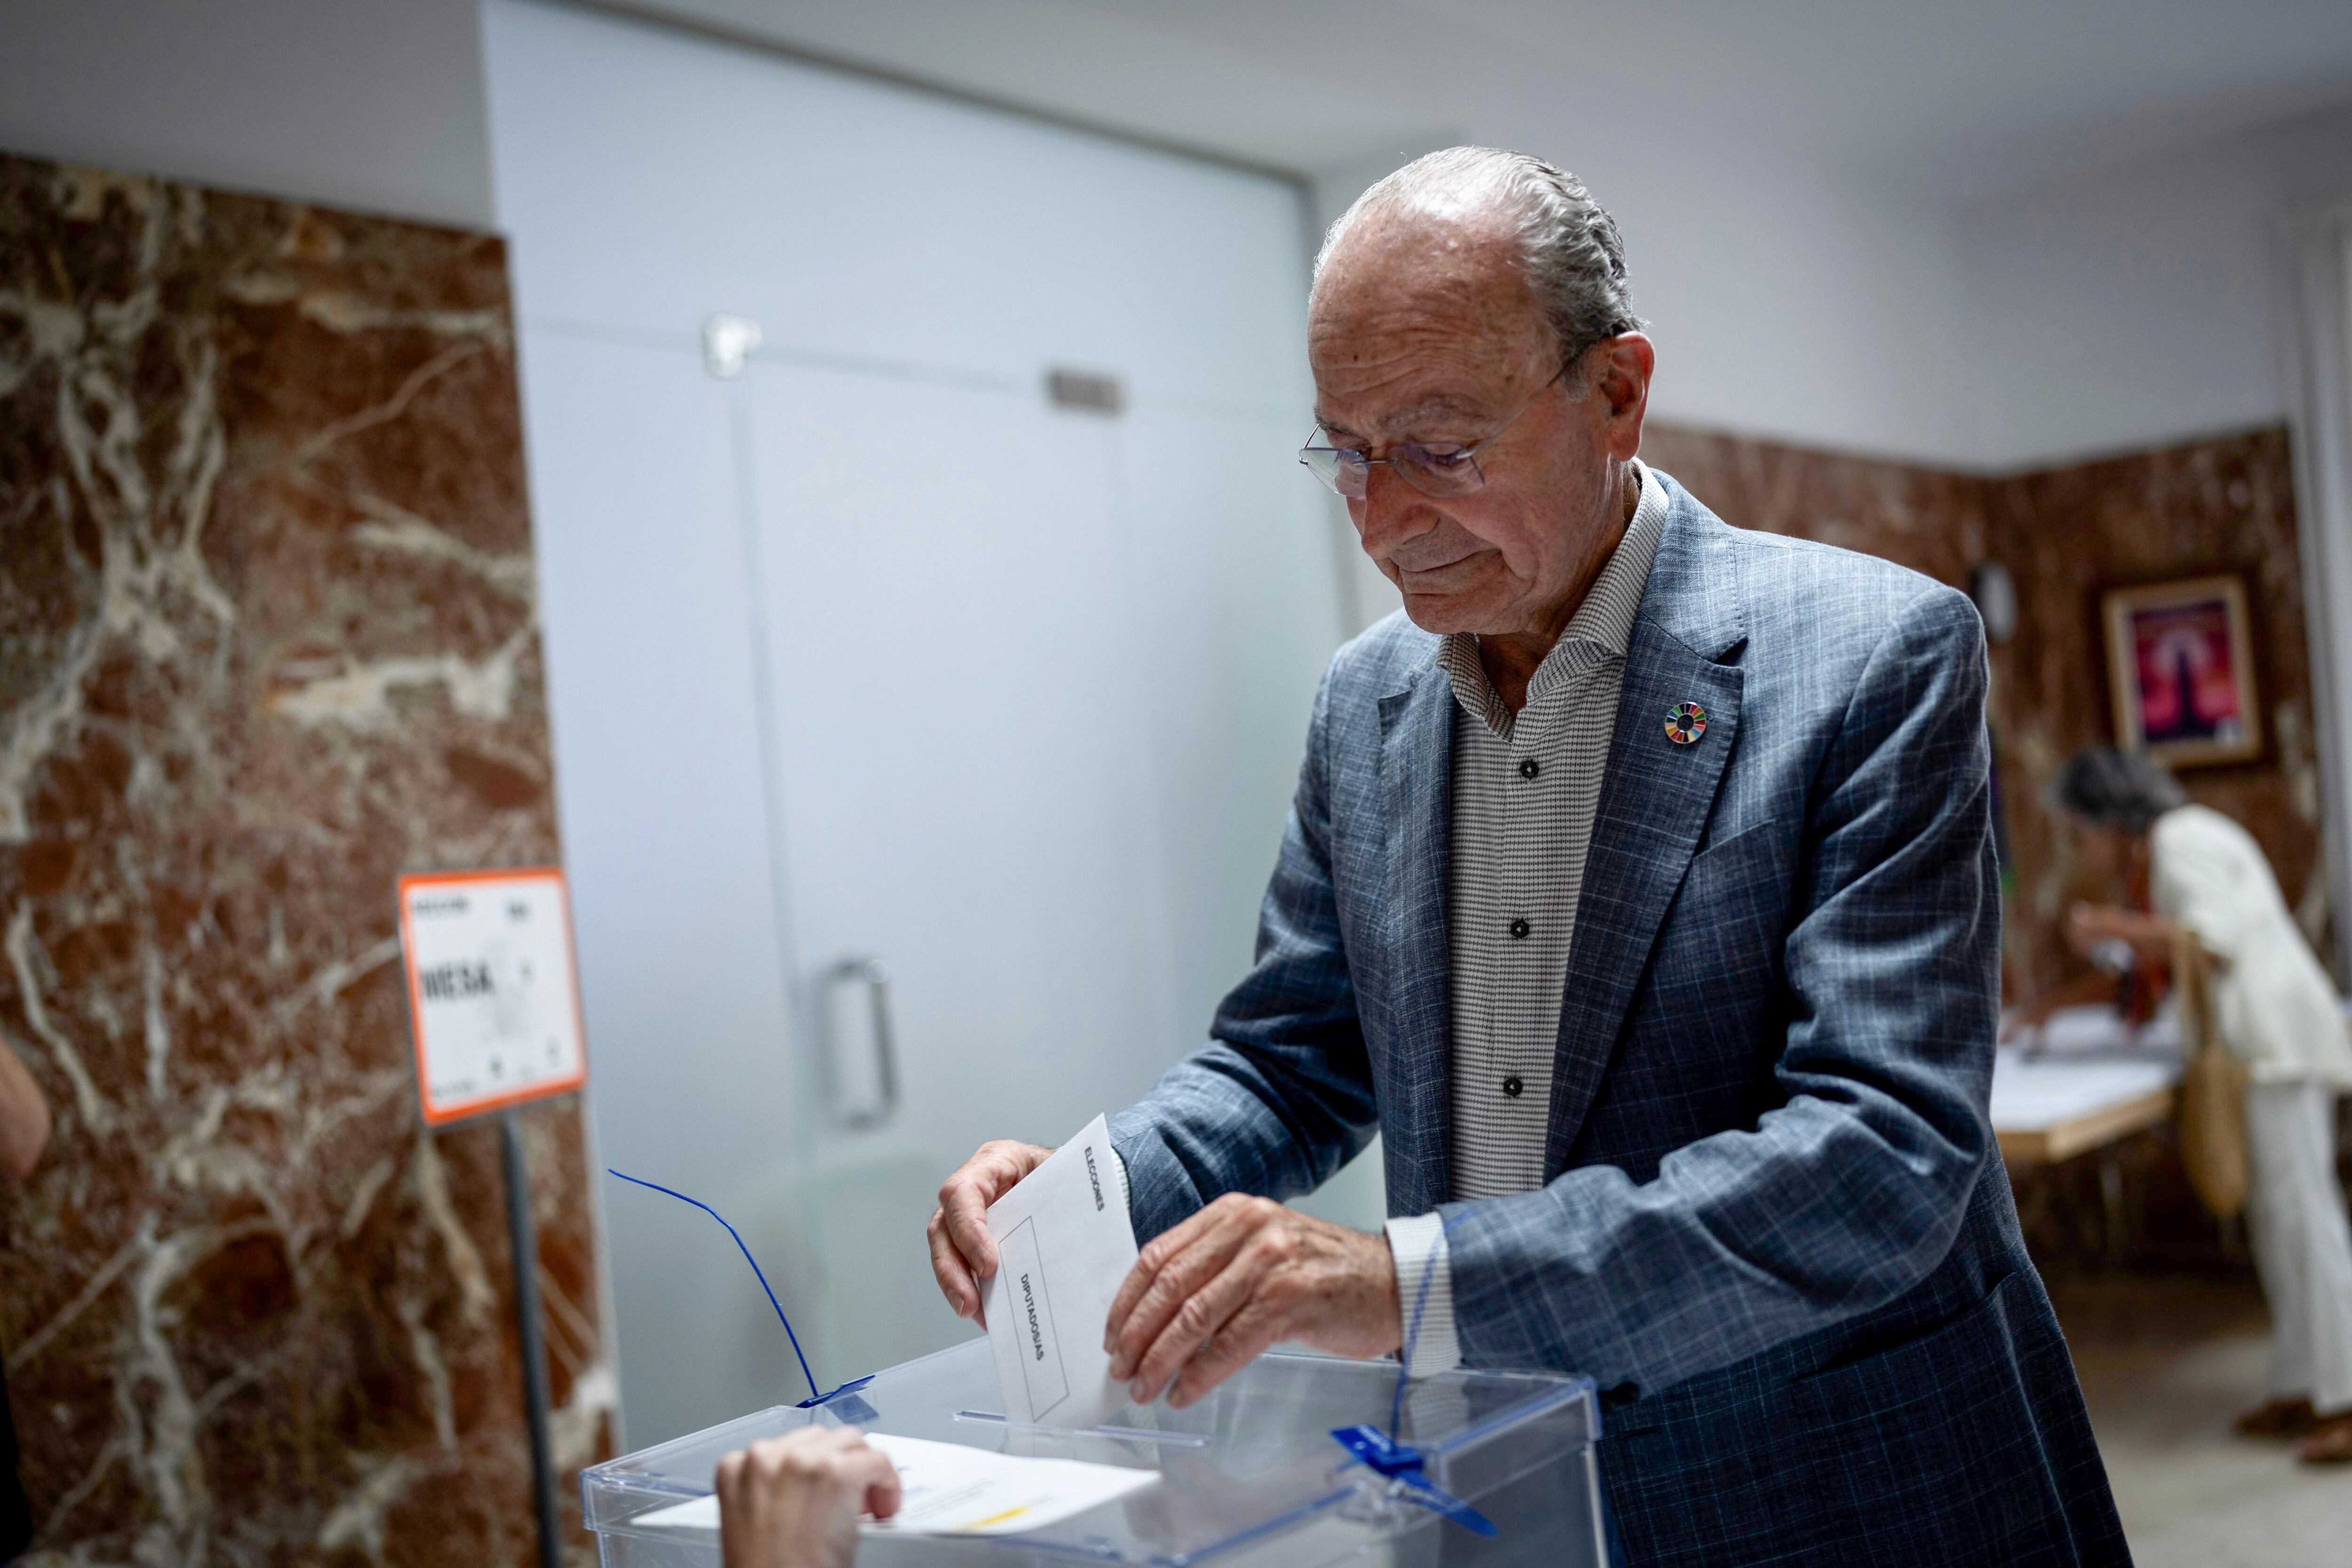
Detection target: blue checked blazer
<box><xmin>1110</xmin><ymin>473</ymin><xmax>2128</xmax><ymax>1567</ymax></box>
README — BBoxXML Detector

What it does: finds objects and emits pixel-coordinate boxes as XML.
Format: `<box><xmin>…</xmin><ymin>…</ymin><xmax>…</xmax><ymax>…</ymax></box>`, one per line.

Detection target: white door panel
<box><xmin>747</xmin><ymin>364</ymin><xmax>1186</xmax><ymax>1375</ymax></box>
<box><xmin>747</xmin><ymin>366</ymin><xmax>1184</xmax><ymax>1138</ymax></box>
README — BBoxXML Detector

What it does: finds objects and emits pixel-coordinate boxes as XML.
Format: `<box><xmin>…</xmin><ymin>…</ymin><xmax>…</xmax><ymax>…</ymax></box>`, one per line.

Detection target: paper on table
<box><xmin>630</xmin><ymin>1432</ymin><xmax>1155</xmax><ymax>1536</ymax></box>
<box><xmin>981</xmin><ymin>1113</ymin><xmax>1138</xmax><ymax>1431</ymax></box>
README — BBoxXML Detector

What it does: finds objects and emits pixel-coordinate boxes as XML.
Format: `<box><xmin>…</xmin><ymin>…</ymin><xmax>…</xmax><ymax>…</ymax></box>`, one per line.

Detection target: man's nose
<box><xmin>1351</xmin><ymin>463</ymin><xmax>1432</xmax><ymax>555</ymax></box>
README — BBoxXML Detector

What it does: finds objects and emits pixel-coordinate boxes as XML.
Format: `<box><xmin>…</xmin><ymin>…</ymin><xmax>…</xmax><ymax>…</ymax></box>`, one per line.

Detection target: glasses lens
<box><xmin>1391</xmin><ymin>444</ymin><xmax>1486</xmax><ymax>498</ymax></box>
<box><xmin>1298</xmin><ymin>446</ymin><xmax>1368</xmax><ymax>498</ymax></box>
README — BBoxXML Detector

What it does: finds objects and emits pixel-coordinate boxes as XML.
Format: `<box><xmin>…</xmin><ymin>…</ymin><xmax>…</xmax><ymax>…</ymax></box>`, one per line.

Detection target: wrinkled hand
<box><xmin>929</xmin><ymin>1139</ymin><xmax>1054</xmax><ymax>1321</ymax></box>
<box><xmin>716</xmin><ymin>1426</ymin><xmax>901</xmax><ymax>1568</ymax></box>
<box><xmin>1104</xmin><ymin>1194</ymin><xmax>1400</xmax><ymax>1409</ymax></box>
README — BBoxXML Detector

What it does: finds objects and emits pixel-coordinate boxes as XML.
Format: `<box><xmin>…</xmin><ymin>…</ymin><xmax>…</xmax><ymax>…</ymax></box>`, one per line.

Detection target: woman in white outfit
<box><xmin>2053</xmin><ymin>748</ymin><xmax>2352</xmax><ymax>1465</ymax></box>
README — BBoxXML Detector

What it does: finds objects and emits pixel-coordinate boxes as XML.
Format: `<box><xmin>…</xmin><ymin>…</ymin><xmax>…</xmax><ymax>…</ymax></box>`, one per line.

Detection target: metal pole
<box><xmin>501</xmin><ymin>1108</ymin><xmax>564</xmax><ymax>1568</ymax></box>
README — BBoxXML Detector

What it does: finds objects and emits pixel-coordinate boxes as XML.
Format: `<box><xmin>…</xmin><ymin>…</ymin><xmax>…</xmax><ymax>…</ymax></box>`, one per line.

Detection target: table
<box><xmin>1993</xmin><ymin>1008</ymin><xmax>2186</xmax><ymax>1260</ymax></box>
<box><xmin>1991</xmin><ymin>1055</ymin><xmax>2181</xmax><ymax>1167</ymax></box>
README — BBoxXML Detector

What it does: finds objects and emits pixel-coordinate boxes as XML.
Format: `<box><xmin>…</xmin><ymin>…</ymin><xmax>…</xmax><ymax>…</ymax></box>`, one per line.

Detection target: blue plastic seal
<box><xmin>798</xmin><ymin>1375</ymin><xmax>880</xmax><ymax>1425</ymax></box>
<box><xmin>1329</xmin><ymin>1423</ymin><xmax>1498</xmax><ymax>1537</ymax></box>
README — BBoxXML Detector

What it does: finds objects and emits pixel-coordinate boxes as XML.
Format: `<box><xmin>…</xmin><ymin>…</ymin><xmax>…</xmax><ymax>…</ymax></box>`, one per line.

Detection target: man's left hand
<box><xmin>1102</xmin><ymin>1195</ymin><xmax>1400</xmax><ymax>1409</ymax></box>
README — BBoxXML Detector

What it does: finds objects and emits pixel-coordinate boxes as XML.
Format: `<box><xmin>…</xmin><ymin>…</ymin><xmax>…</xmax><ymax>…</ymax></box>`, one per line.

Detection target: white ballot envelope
<box><xmin>980</xmin><ymin>1114</ymin><xmax>1138</xmax><ymax>1431</ymax></box>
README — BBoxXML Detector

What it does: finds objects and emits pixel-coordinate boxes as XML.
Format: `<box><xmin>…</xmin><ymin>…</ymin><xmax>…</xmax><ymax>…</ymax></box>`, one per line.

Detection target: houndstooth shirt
<box><xmin>1387</xmin><ymin>459</ymin><xmax>1668</xmax><ymax>1376</ymax></box>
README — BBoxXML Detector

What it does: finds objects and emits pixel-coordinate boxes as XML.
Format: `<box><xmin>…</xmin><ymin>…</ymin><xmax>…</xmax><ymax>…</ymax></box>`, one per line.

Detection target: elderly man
<box><xmin>931</xmin><ymin>147</ymin><xmax>2125</xmax><ymax>1566</ymax></box>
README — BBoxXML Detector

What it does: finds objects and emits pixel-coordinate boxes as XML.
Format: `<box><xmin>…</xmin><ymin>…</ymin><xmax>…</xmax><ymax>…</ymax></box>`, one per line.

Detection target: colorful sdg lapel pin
<box><xmin>1665</xmin><ymin>701</ymin><xmax>1708</xmax><ymax>746</ymax></box>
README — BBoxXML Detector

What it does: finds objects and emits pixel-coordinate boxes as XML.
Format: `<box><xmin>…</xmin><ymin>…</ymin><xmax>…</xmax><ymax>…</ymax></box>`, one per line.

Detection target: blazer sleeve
<box><xmin>1109</xmin><ymin>661</ymin><xmax>1381</xmax><ymax>1242</ymax></box>
<box><xmin>1443</xmin><ymin>583</ymin><xmax>2000</xmax><ymax>1392</ymax></box>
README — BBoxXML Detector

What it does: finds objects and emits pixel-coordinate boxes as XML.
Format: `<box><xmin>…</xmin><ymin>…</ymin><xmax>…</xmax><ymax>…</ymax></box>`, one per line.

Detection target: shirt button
<box><xmin>1502</xmin><ymin>1075</ymin><xmax>1525</xmax><ymax>1098</ymax></box>
<box><xmin>1518</xmin><ymin>758</ymin><xmax>1539</xmax><ymax>780</ymax></box>
<box><xmin>1508</xmin><ymin>918</ymin><xmax>1530</xmax><ymax>939</ymax></box>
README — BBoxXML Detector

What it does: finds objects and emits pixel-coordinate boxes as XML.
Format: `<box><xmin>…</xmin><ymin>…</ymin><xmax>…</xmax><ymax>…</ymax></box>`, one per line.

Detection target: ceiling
<box><xmin>613</xmin><ymin>0</ymin><xmax>2352</xmax><ymax>198</ymax></box>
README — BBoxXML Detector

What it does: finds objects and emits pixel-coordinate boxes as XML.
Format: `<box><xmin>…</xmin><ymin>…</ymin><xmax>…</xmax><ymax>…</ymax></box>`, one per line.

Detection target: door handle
<box><xmin>818</xmin><ymin>956</ymin><xmax>899</xmax><ymax>1129</ymax></box>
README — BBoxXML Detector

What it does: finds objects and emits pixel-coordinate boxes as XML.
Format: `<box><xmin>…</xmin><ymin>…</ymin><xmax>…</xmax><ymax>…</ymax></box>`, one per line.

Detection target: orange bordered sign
<box><xmin>397</xmin><ymin>868</ymin><xmax>588</xmax><ymax>1125</ymax></box>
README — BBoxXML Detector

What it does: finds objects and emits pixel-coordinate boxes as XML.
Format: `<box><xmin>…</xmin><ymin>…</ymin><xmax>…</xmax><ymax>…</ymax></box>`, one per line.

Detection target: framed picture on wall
<box><xmin>2101</xmin><ymin>573</ymin><xmax>2263</xmax><ymax>768</ymax></box>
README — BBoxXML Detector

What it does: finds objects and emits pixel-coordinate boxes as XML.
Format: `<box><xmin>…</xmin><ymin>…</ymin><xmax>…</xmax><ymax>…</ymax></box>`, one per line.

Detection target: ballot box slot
<box><xmin>953</xmin><ymin>1410</ymin><xmax>1212</xmax><ymax>1449</ymax></box>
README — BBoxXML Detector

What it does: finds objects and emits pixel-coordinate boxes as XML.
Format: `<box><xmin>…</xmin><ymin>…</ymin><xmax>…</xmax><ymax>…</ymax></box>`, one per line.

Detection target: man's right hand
<box><xmin>929</xmin><ymin>1139</ymin><xmax>1053</xmax><ymax>1321</ymax></box>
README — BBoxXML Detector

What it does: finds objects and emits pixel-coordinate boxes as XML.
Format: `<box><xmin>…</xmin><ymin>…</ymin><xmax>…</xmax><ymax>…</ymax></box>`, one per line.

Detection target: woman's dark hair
<box><xmin>2054</xmin><ymin>748</ymin><xmax>2188</xmax><ymax>833</ymax></box>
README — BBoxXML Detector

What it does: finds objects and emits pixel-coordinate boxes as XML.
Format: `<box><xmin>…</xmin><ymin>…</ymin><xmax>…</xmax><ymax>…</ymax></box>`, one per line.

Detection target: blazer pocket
<box><xmin>1791</xmin><ymin>1272</ymin><xmax>2016</xmax><ymax>1385</ymax></box>
<box><xmin>1783</xmin><ymin>1275</ymin><xmax>2075</xmax><ymax>1562</ymax></box>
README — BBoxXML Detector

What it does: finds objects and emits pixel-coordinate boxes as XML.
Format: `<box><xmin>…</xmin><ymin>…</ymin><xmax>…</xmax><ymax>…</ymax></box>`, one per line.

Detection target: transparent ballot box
<box><xmin>581</xmin><ymin>1338</ymin><xmax>1606</xmax><ymax>1567</ymax></box>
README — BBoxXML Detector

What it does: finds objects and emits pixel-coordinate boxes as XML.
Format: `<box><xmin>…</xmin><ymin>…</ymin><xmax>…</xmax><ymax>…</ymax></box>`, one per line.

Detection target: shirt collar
<box><xmin>1438</xmin><ymin>460</ymin><xmax>1669</xmax><ymax>738</ymax></box>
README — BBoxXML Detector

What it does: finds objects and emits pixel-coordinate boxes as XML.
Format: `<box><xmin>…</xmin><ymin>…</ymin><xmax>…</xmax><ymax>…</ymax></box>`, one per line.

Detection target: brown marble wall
<box><xmin>0</xmin><ymin>154</ymin><xmax>611</xmax><ymax>1562</ymax></box>
<box><xmin>1640</xmin><ymin>423</ymin><xmax>1993</xmax><ymax>586</ymax></box>
<box><xmin>1644</xmin><ymin>422</ymin><xmax>2325</xmax><ymax>1002</ymax></box>
<box><xmin>1986</xmin><ymin>430</ymin><xmax>2323</xmax><ymax>996</ymax></box>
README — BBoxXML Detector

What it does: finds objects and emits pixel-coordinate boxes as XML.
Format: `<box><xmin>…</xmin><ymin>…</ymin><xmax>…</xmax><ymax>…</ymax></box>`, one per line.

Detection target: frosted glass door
<box><xmin>486</xmin><ymin>0</ymin><xmax>1356</xmax><ymax>1440</ymax></box>
<box><xmin>742</xmin><ymin>363</ymin><xmax>1186</xmax><ymax>1378</ymax></box>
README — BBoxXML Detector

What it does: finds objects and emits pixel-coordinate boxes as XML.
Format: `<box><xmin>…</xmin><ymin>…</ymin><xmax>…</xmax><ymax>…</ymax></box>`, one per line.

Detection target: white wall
<box><xmin>1954</xmin><ymin>101</ymin><xmax>2352</xmax><ymax>471</ymax></box>
<box><xmin>1580</xmin><ymin>146</ymin><xmax>1981</xmax><ymax>466</ymax></box>
<box><xmin>0</xmin><ymin>0</ymin><xmax>494</xmax><ymax>227</ymax></box>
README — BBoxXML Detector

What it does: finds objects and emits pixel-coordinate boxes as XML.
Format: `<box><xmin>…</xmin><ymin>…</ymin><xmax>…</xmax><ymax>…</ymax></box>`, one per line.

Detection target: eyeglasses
<box><xmin>1297</xmin><ymin>361</ymin><xmax>1573</xmax><ymax>499</ymax></box>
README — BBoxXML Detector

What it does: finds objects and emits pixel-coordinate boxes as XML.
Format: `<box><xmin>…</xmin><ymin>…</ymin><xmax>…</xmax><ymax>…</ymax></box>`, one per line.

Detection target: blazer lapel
<box><xmin>1377</xmin><ymin>661</ymin><xmax>1455</xmax><ymax>1216</ymax></box>
<box><xmin>1544</xmin><ymin>496</ymin><xmax>1748</xmax><ymax>1177</ymax></box>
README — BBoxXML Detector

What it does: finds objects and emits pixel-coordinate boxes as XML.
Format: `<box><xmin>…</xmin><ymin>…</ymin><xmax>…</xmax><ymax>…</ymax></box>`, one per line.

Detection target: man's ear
<box><xmin>1596</xmin><ymin>332</ymin><xmax>1653</xmax><ymax>459</ymax></box>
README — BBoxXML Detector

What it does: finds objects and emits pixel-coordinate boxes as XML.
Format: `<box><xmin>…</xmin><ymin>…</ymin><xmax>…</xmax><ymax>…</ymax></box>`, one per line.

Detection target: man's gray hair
<box><xmin>2055</xmin><ymin>748</ymin><xmax>2188</xmax><ymax>834</ymax></box>
<box><xmin>1314</xmin><ymin>146</ymin><xmax>1642</xmax><ymax>372</ymax></box>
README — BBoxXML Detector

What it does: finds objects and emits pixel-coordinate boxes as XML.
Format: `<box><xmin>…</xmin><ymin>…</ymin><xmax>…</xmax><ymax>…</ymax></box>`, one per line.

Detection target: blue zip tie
<box><xmin>809</xmin><ymin>1382</ymin><xmax>884</xmax><ymax>1420</ymax></box>
<box><xmin>1329</xmin><ymin>1424</ymin><xmax>1497</xmax><ymax>1537</ymax></box>
<box><xmin>606</xmin><ymin>1168</ymin><xmax>831</xmax><ymax>1405</ymax></box>
<box><xmin>1334</xmin><ymin>1212</ymin><xmax>1493</xmax><ymax>1537</ymax></box>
